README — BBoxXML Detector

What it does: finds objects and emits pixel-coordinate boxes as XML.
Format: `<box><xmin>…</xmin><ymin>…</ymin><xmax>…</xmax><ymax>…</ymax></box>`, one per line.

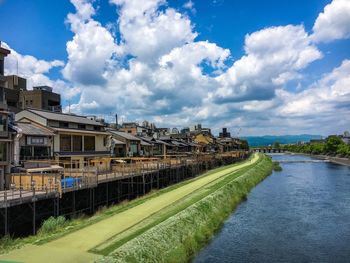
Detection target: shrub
<box><xmin>272</xmin><ymin>161</ymin><xmax>282</xmax><ymax>172</ymax></box>
<box><xmin>38</xmin><ymin>216</ymin><xmax>67</xmax><ymax>235</ymax></box>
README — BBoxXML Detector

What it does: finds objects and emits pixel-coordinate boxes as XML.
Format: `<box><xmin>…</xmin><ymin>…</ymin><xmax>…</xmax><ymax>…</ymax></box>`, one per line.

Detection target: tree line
<box><xmin>281</xmin><ymin>136</ymin><xmax>350</xmax><ymax>158</ymax></box>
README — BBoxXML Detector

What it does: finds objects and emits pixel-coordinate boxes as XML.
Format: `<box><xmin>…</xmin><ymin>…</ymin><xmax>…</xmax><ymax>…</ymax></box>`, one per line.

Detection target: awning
<box><xmin>26</xmin><ymin>165</ymin><xmax>64</xmax><ymax>173</ymax></box>
<box><xmin>112</xmin><ymin>138</ymin><xmax>126</xmax><ymax>145</ymax></box>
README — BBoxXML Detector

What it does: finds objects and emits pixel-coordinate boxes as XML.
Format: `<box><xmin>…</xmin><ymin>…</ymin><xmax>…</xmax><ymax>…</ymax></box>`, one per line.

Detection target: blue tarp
<box><xmin>61</xmin><ymin>177</ymin><xmax>82</xmax><ymax>188</ymax></box>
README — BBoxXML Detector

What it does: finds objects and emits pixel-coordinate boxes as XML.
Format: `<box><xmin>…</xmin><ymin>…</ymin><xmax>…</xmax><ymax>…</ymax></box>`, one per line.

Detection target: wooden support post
<box><xmin>4</xmin><ymin>206</ymin><xmax>8</xmax><ymax>236</ymax></box>
<box><xmin>72</xmin><ymin>191</ymin><xmax>76</xmax><ymax>216</ymax></box>
<box><xmin>106</xmin><ymin>183</ymin><xmax>109</xmax><ymax>206</ymax></box>
<box><xmin>32</xmin><ymin>201</ymin><xmax>36</xmax><ymax>235</ymax></box>
<box><xmin>142</xmin><ymin>174</ymin><xmax>145</xmax><ymax>195</ymax></box>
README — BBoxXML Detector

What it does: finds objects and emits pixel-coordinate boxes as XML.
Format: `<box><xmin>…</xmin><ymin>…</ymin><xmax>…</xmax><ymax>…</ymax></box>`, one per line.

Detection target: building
<box><xmin>190</xmin><ymin>124</ymin><xmax>211</xmax><ymax>135</ymax></box>
<box><xmin>20</xmin><ymin>85</ymin><xmax>61</xmax><ymax>112</ymax></box>
<box><xmin>340</xmin><ymin>131</ymin><xmax>350</xmax><ymax>145</ymax></box>
<box><xmin>4</xmin><ymin>75</ymin><xmax>27</xmax><ymax>113</ymax></box>
<box><xmin>219</xmin><ymin>128</ymin><xmax>231</xmax><ymax>138</ymax></box>
<box><xmin>14</xmin><ymin>121</ymin><xmax>55</xmax><ymax>163</ymax></box>
<box><xmin>108</xmin><ymin>130</ymin><xmax>141</xmax><ymax>157</ymax></box>
<box><xmin>15</xmin><ymin>109</ymin><xmax>110</xmax><ymax>168</ymax></box>
<box><xmin>119</xmin><ymin>122</ymin><xmax>153</xmax><ymax>136</ymax></box>
<box><xmin>0</xmin><ymin>44</ymin><xmax>14</xmax><ymax>189</ymax></box>
<box><xmin>3</xmin><ymin>75</ymin><xmax>62</xmax><ymax>113</ymax></box>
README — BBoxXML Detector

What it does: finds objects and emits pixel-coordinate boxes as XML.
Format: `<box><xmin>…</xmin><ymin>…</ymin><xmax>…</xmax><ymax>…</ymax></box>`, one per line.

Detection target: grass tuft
<box><xmin>38</xmin><ymin>216</ymin><xmax>67</xmax><ymax>235</ymax></box>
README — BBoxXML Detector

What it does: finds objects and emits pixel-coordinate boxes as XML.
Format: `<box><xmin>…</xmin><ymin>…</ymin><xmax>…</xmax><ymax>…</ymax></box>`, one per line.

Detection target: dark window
<box><xmin>20</xmin><ymin>146</ymin><xmax>32</xmax><ymax>160</ymax></box>
<box><xmin>0</xmin><ymin>142</ymin><xmax>7</xmax><ymax>161</ymax></box>
<box><xmin>94</xmin><ymin>126</ymin><xmax>101</xmax><ymax>131</ymax></box>
<box><xmin>78</xmin><ymin>124</ymin><xmax>86</xmax><ymax>129</ymax></box>
<box><xmin>72</xmin><ymin>135</ymin><xmax>82</xmax><ymax>152</ymax></box>
<box><xmin>0</xmin><ymin>115</ymin><xmax>7</xmax><ymax>132</ymax></box>
<box><xmin>84</xmin><ymin>136</ymin><xmax>95</xmax><ymax>151</ymax></box>
<box><xmin>33</xmin><ymin>146</ymin><xmax>50</xmax><ymax>158</ymax></box>
<box><xmin>59</xmin><ymin>122</ymin><xmax>69</xmax><ymax>128</ymax></box>
<box><xmin>60</xmin><ymin>135</ymin><xmax>71</xmax><ymax>152</ymax></box>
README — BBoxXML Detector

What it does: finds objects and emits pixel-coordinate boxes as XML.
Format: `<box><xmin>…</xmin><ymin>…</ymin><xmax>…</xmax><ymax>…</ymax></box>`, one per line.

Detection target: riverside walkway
<box><xmin>0</xmin><ymin>154</ymin><xmax>259</xmax><ymax>263</ymax></box>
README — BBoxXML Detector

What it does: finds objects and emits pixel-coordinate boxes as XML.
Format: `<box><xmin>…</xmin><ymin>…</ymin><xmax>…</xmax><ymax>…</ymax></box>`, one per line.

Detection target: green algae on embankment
<box><xmin>98</xmin><ymin>154</ymin><xmax>273</xmax><ymax>263</ymax></box>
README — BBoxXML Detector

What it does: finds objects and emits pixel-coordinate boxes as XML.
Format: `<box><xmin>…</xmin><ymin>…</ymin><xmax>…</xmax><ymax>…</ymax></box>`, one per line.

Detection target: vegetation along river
<box><xmin>194</xmin><ymin>153</ymin><xmax>350</xmax><ymax>263</ymax></box>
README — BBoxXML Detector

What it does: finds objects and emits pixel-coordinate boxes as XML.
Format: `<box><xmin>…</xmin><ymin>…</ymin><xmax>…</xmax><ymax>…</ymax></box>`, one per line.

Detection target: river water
<box><xmin>194</xmin><ymin>154</ymin><xmax>350</xmax><ymax>263</ymax></box>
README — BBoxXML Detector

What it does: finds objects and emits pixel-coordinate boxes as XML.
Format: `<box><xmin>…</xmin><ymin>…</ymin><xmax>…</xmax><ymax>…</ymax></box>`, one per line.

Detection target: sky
<box><xmin>0</xmin><ymin>0</ymin><xmax>350</xmax><ymax>136</ymax></box>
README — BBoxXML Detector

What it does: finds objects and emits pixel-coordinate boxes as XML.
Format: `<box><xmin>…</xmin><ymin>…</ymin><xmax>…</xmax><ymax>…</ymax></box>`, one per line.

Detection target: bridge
<box><xmin>253</xmin><ymin>148</ymin><xmax>286</xmax><ymax>153</ymax></box>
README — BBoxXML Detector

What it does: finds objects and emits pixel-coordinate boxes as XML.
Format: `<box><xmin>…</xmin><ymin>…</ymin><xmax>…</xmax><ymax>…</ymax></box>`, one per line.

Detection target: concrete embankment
<box><xmin>286</xmin><ymin>152</ymin><xmax>350</xmax><ymax>166</ymax></box>
<box><xmin>99</xmin><ymin>154</ymin><xmax>272</xmax><ymax>263</ymax></box>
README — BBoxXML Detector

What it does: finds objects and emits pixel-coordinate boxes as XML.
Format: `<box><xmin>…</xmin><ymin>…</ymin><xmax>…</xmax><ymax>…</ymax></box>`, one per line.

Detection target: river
<box><xmin>193</xmin><ymin>153</ymin><xmax>350</xmax><ymax>263</ymax></box>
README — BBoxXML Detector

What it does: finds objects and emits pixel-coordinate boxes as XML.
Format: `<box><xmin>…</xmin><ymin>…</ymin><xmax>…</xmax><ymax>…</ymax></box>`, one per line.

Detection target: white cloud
<box><xmin>214</xmin><ymin>25</ymin><xmax>322</xmax><ymax>102</ymax></box>
<box><xmin>62</xmin><ymin>0</ymin><xmax>120</xmax><ymax>86</ymax></box>
<box><xmin>311</xmin><ymin>0</ymin><xmax>350</xmax><ymax>43</ymax></box>
<box><xmin>2</xmin><ymin>42</ymin><xmax>79</xmax><ymax>100</ymax></box>
<box><xmin>110</xmin><ymin>0</ymin><xmax>197</xmax><ymax>63</ymax></box>
<box><xmin>279</xmin><ymin>59</ymin><xmax>350</xmax><ymax>116</ymax></box>
<box><xmin>4</xmin><ymin>0</ymin><xmax>350</xmax><ymax>135</ymax></box>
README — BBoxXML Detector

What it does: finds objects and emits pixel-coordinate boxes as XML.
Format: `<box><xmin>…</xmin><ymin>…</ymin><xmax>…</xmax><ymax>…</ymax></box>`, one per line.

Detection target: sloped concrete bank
<box><xmin>99</xmin><ymin>155</ymin><xmax>272</xmax><ymax>263</ymax></box>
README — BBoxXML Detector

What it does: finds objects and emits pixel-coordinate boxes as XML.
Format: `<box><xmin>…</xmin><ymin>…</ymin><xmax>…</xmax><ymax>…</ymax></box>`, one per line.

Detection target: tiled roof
<box><xmin>17</xmin><ymin>122</ymin><xmax>55</xmax><ymax>136</ymax></box>
<box><xmin>27</xmin><ymin>109</ymin><xmax>104</xmax><ymax>126</ymax></box>
<box><xmin>108</xmin><ymin>130</ymin><xmax>141</xmax><ymax>141</ymax></box>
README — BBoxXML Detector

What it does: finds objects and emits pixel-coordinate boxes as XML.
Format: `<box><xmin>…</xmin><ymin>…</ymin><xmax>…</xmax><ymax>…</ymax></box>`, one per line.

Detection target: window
<box><xmin>0</xmin><ymin>142</ymin><xmax>7</xmax><ymax>162</ymax></box>
<box><xmin>72</xmin><ymin>135</ymin><xmax>82</xmax><ymax>152</ymax></box>
<box><xmin>20</xmin><ymin>146</ymin><xmax>32</xmax><ymax>160</ymax></box>
<box><xmin>33</xmin><ymin>146</ymin><xmax>50</xmax><ymax>158</ymax></box>
<box><xmin>94</xmin><ymin>126</ymin><xmax>101</xmax><ymax>131</ymax></box>
<box><xmin>84</xmin><ymin>136</ymin><xmax>95</xmax><ymax>151</ymax></box>
<box><xmin>78</xmin><ymin>124</ymin><xmax>86</xmax><ymax>129</ymax></box>
<box><xmin>28</xmin><ymin>137</ymin><xmax>46</xmax><ymax>145</ymax></box>
<box><xmin>60</xmin><ymin>135</ymin><xmax>71</xmax><ymax>152</ymax></box>
<box><xmin>0</xmin><ymin>115</ymin><xmax>7</xmax><ymax>132</ymax></box>
<box><xmin>59</xmin><ymin>122</ymin><xmax>69</xmax><ymax>128</ymax></box>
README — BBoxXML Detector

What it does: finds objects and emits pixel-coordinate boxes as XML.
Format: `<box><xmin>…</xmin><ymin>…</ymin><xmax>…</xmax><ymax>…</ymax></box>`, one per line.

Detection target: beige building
<box><xmin>0</xmin><ymin>44</ymin><xmax>14</xmax><ymax>189</ymax></box>
<box><xmin>20</xmin><ymin>86</ymin><xmax>61</xmax><ymax>112</ymax></box>
<box><xmin>16</xmin><ymin>109</ymin><xmax>110</xmax><ymax>168</ymax></box>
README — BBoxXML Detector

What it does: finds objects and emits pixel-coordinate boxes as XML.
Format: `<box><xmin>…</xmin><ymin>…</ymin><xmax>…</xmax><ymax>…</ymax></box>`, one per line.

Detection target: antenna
<box><xmin>68</xmin><ymin>100</ymin><xmax>71</xmax><ymax>113</ymax></box>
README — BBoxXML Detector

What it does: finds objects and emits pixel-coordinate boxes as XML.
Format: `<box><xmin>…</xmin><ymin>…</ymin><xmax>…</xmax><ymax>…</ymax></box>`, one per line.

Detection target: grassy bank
<box><xmin>99</xmin><ymin>155</ymin><xmax>272</xmax><ymax>263</ymax></box>
<box><xmin>0</xmin><ymin>155</ymin><xmax>254</xmax><ymax>255</ymax></box>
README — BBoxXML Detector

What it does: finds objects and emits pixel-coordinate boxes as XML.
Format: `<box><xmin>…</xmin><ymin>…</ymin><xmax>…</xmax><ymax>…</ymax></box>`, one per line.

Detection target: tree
<box><xmin>325</xmin><ymin>136</ymin><xmax>343</xmax><ymax>154</ymax></box>
<box><xmin>273</xmin><ymin>141</ymin><xmax>280</xmax><ymax>149</ymax></box>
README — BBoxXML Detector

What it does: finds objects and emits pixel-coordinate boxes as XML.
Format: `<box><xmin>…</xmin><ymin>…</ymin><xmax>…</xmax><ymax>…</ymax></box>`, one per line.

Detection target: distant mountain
<box><xmin>242</xmin><ymin>134</ymin><xmax>323</xmax><ymax>147</ymax></box>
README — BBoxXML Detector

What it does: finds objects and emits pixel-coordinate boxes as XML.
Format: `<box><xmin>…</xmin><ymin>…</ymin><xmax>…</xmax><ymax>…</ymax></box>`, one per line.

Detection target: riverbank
<box><xmin>194</xmin><ymin>153</ymin><xmax>350</xmax><ymax>262</ymax></box>
<box><xmin>99</xmin><ymin>154</ymin><xmax>272</xmax><ymax>263</ymax></box>
<box><xmin>0</xmin><ymin>154</ymin><xmax>262</xmax><ymax>263</ymax></box>
<box><xmin>286</xmin><ymin>151</ymin><xmax>350</xmax><ymax>166</ymax></box>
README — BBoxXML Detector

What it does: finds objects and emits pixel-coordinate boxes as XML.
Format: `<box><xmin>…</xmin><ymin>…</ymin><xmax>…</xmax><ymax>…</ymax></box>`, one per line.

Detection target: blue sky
<box><xmin>1</xmin><ymin>0</ymin><xmax>350</xmax><ymax>135</ymax></box>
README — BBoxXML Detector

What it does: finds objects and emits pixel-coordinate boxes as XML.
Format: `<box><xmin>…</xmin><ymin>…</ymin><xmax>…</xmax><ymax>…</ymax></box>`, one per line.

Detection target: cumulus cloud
<box><xmin>213</xmin><ymin>25</ymin><xmax>322</xmax><ymax>102</ymax></box>
<box><xmin>62</xmin><ymin>0</ymin><xmax>120</xmax><ymax>86</ymax></box>
<box><xmin>2</xmin><ymin>42</ymin><xmax>79</xmax><ymax>100</ymax></box>
<box><xmin>279</xmin><ymin>59</ymin><xmax>350</xmax><ymax>116</ymax></box>
<box><xmin>4</xmin><ymin>0</ymin><xmax>350</xmax><ymax>135</ymax></box>
<box><xmin>311</xmin><ymin>0</ymin><xmax>350</xmax><ymax>43</ymax></box>
<box><xmin>110</xmin><ymin>0</ymin><xmax>197</xmax><ymax>63</ymax></box>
